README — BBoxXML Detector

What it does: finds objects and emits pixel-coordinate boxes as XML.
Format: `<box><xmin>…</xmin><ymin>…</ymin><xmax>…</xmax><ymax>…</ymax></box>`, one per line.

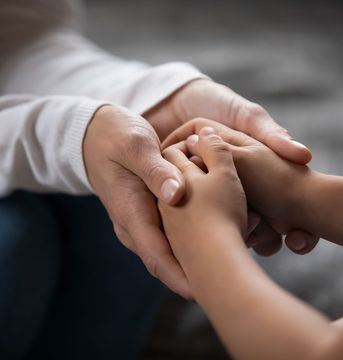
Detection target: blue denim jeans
<box><xmin>0</xmin><ymin>192</ymin><xmax>164</xmax><ymax>360</ymax></box>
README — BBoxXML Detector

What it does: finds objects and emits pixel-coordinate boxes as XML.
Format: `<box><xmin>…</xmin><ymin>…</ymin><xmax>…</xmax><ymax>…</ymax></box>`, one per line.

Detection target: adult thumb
<box><xmin>121</xmin><ymin>131</ymin><xmax>186</xmax><ymax>205</ymax></box>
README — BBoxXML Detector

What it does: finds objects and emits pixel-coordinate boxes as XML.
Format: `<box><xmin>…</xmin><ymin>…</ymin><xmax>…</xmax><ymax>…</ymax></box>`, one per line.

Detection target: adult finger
<box><xmin>250</xmin><ymin>220</ymin><xmax>283</xmax><ymax>256</ymax></box>
<box><xmin>86</xmin><ymin>106</ymin><xmax>188</xmax><ymax>206</ymax></box>
<box><xmin>232</xmin><ymin>103</ymin><xmax>312</xmax><ymax>164</ymax></box>
<box><xmin>167</xmin><ymin>80</ymin><xmax>312</xmax><ymax>164</ymax></box>
<box><xmin>107</xmin><ymin>175</ymin><xmax>192</xmax><ymax>299</ymax></box>
<box><xmin>112</xmin><ymin>221</ymin><xmax>135</xmax><ymax>252</ymax></box>
<box><xmin>133</xmin><ymin>221</ymin><xmax>191</xmax><ymax>299</ymax></box>
<box><xmin>285</xmin><ymin>229</ymin><xmax>320</xmax><ymax>255</ymax></box>
<box><xmin>83</xmin><ymin>106</ymin><xmax>191</xmax><ymax>297</ymax></box>
<box><xmin>163</xmin><ymin>118</ymin><xmax>248</xmax><ymax>149</ymax></box>
<box><xmin>247</xmin><ymin>210</ymin><xmax>261</xmax><ymax>237</ymax></box>
<box><xmin>117</xmin><ymin>125</ymin><xmax>187</xmax><ymax>205</ymax></box>
<box><xmin>189</xmin><ymin>155</ymin><xmax>207</xmax><ymax>172</ymax></box>
<box><xmin>162</xmin><ymin>142</ymin><xmax>204</xmax><ymax>177</ymax></box>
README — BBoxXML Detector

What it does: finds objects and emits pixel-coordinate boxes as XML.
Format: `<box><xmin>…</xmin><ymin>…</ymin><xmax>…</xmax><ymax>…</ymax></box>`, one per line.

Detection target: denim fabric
<box><xmin>0</xmin><ymin>192</ymin><xmax>164</xmax><ymax>360</ymax></box>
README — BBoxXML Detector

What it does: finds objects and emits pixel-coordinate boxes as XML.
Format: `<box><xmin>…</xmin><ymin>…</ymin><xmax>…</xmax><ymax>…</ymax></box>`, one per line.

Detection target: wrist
<box><xmin>178</xmin><ymin>217</ymin><xmax>246</xmax><ymax>276</ymax></box>
<box><xmin>233</xmin><ymin>146</ymin><xmax>314</xmax><ymax>230</ymax></box>
<box><xmin>183</xmin><ymin>222</ymin><xmax>250</xmax><ymax>301</ymax></box>
<box><xmin>290</xmin><ymin>169</ymin><xmax>322</xmax><ymax>231</ymax></box>
<box><xmin>295</xmin><ymin>171</ymin><xmax>343</xmax><ymax>243</ymax></box>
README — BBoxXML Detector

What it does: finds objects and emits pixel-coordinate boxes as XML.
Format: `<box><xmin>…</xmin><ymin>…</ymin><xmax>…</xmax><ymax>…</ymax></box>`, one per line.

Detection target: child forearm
<box><xmin>183</xmin><ymin>222</ymin><xmax>342</xmax><ymax>360</ymax></box>
<box><xmin>297</xmin><ymin>172</ymin><xmax>343</xmax><ymax>245</ymax></box>
<box><xmin>159</xmin><ymin>129</ymin><xmax>343</xmax><ymax>359</ymax></box>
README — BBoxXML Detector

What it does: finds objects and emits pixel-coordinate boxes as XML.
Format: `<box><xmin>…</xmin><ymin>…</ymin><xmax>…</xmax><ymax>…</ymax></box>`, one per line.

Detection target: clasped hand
<box><xmin>83</xmin><ymin>79</ymin><xmax>317</xmax><ymax>298</ymax></box>
<box><xmin>162</xmin><ymin>120</ymin><xmax>318</xmax><ymax>261</ymax></box>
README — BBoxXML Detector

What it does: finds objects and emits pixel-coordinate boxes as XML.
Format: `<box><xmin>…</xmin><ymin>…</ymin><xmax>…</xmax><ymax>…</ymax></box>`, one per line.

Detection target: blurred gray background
<box><xmin>83</xmin><ymin>1</ymin><xmax>343</xmax><ymax>358</ymax></box>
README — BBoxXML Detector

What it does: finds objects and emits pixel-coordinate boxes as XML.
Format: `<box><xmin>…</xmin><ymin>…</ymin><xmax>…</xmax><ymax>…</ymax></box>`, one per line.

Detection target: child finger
<box><xmin>163</xmin><ymin>143</ymin><xmax>204</xmax><ymax>177</ymax></box>
<box><xmin>187</xmin><ymin>127</ymin><xmax>236</xmax><ymax>173</ymax></box>
<box><xmin>189</xmin><ymin>155</ymin><xmax>207</xmax><ymax>172</ymax></box>
<box><xmin>251</xmin><ymin>220</ymin><xmax>282</xmax><ymax>256</ymax></box>
<box><xmin>162</xmin><ymin>117</ymin><xmax>251</xmax><ymax>149</ymax></box>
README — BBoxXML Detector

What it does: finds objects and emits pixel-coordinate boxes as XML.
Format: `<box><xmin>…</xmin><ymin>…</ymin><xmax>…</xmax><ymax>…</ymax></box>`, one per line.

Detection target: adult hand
<box><xmin>83</xmin><ymin>105</ymin><xmax>191</xmax><ymax>298</ymax></box>
<box><xmin>146</xmin><ymin>79</ymin><xmax>311</xmax><ymax>164</ymax></box>
<box><xmin>162</xmin><ymin>117</ymin><xmax>320</xmax><ymax>256</ymax></box>
<box><xmin>146</xmin><ymin>79</ymin><xmax>318</xmax><ymax>255</ymax></box>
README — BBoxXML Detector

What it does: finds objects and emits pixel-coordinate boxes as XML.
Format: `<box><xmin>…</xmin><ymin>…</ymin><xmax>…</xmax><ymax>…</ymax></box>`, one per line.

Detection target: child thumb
<box><xmin>188</xmin><ymin>127</ymin><xmax>235</xmax><ymax>172</ymax></box>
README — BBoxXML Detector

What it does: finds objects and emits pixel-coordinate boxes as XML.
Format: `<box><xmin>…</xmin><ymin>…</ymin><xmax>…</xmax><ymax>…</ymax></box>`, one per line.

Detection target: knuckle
<box><xmin>109</xmin><ymin>203</ymin><xmax>133</xmax><ymax>234</ymax></box>
<box><xmin>214</xmin><ymin>163</ymin><xmax>239</xmax><ymax>182</ymax></box>
<box><xmin>263</xmin><ymin>126</ymin><xmax>290</xmax><ymax>140</ymax></box>
<box><xmin>116</xmin><ymin>207</ymin><xmax>139</xmax><ymax>232</ymax></box>
<box><xmin>107</xmin><ymin>202</ymin><xmax>122</xmax><ymax>224</ymax></box>
<box><xmin>119</xmin><ymin>125</ymin><xmax>158</xmax><ymax>161</ymax></box>
<box><xmin>125</xmin><ymin>129</ymin><xmax>151</xmax><ymax>155</ymax></box>
<box><xmin>206</xmin><ymin>136</ymin><xmax>231</xmax><ymax>154</ymax></box>
<box><xmin>246</xmin><ymin>102</ymin><xmax>267</xmax><ymax>118</ymax></box>
<box><xmin>105</xmin><ymin>204</ymin><xmax>117</xmax><ymax>224</ymax></box>
<box><xmin>113</xmin><ymin>221</ymin><xmax>125</xmax><ymax>239</ymax></box>
<box><xmin>179</xmin><ymin>161</ymin><xmax>196</xmax><ymax>174</ymax></box>
<box><xmin>189</xmin><ymin>117</ymin><xmax>218</xmax><ymax>130</ymax></box>
<box><xmin>113</xmin><ymin>223</ymin><xmax>135</xmax><ymax>252</ymax></box>
<box><xmin>209</xmin><ymin>138</ymin><xmax>230</xmax><ymax>151</ymax></box>
<box><xmin>238</xmin><ymin>103</ymin><xmax>268</xmax><ymax>130</ymax></box>
<box><xmin>235</xmin><ymin>101</ymin><xmax>282</xmax><ymax>137</ymax></box>
<box><xmin>242</xmin><ymin>103</ymin><xmax>291</xmax><ymax>138</ymax></box>
<box><xmin>222</xmin><ymin>168</ymin><xmax>240</xmax><ymax>183</ymax></box>
<box><xmin>143</xmin><ymin>161</ymin><xmax>167</xmax><ymax>184</ymax></box>
<box><xmin>274</xmin><ymin>126</ymin><xmax>290</xmax><ymax>136</ymax></box>
<box><xmin>206</xmin><ymin>133</ymin><xmax>222</xmax><ymax>141</ymax></box>
<box><xmin>143</xmin><ymin>255</ymin><xmax>160</xmax><ymax>279</ymax></box>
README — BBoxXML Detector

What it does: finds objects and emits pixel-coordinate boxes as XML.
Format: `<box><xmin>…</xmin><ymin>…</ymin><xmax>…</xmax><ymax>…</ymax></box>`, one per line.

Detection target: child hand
<box><xmin>163</xmin><ymin>118</ymin><xmax>319</xmax><ymax>255</ymax></box>
<box><xmin>158</xmin><ymin>127</ymin><xmax>247</xmax><ymax>266</ymax></box>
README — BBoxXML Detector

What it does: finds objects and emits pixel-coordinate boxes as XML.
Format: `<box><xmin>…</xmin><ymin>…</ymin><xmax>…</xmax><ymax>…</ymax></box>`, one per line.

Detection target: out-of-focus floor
<box><xmin>84</xmin><ymin>1</ymin><xmax>343</xmax><ymax>358</ymax></box>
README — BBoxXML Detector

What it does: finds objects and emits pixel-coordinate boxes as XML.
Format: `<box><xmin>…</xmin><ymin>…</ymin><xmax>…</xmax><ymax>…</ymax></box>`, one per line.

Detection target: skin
<box><xmin>83</xmin><ymin>79</ymin><xmax>314</xmax><ymax>298</ymax></box>
<box><xmin>163</xmin><ymin>117</ymin><xmax>321</xmax><ymax>255</ymax></box>
<box><xmin>158</xmin><ymin>128</ymin><xmax>343</xmax><ymax>360</ymax></box>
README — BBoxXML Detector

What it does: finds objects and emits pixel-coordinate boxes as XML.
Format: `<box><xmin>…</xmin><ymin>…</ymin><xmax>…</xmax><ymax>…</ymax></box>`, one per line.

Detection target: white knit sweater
<box><xmin>0</xmin><ymin>0</ymin><xmax>204</xmax><ymax>195</ymax></box>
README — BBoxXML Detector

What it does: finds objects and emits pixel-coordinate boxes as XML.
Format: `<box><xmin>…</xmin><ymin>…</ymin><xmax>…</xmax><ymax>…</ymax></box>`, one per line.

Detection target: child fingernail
<box><xmin>201</xmin><ymin>127</ymin><xmax>215</xmax><ymax>136</ymax></box>
<box><xmin>187</xmin><ymin>134</ymin><xmax>199</xmax><ymax>147</ymax></box>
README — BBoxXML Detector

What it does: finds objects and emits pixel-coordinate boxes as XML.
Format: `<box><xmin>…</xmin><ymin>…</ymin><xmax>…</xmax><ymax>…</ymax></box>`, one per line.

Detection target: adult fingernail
<box><xmin>201</xmin><ymin>127</ymin><xmax>215</xmax><ymax>136</ymax></box>
<box><xmin>291</xmin><ymin>140</ymin><xmax>309</xmax><ymax>150</ymax></box>
<box><xmin>291</xmin><ymin>238</ymin><xmax>307</xmax><ymax>251</ymax></box>
<box><xmin>187</xmin><ymin>134</ymin><xmax>199</xmax><ymax>147</ymax></box>
<box><xmin>161</xmin><ymin>178</ymin><xmax>180</xmax><ymax>203</ymax></box>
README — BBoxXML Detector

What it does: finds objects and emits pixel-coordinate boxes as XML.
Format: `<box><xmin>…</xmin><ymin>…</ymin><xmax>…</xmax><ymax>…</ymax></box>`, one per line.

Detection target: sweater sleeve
<box><xmin>0</xmin><ymin>29</ymin><xmax>207</xmax><ymax>115</ymax></box>
<box><xmin>0</xmin><ymin>94</ymin><xmax>108</xmax><ymax>196</ymax></box>
<box><xmin>0</xmin><ymin>1</ymin><xmax>207</xmax><ymax>197</ymax></box>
